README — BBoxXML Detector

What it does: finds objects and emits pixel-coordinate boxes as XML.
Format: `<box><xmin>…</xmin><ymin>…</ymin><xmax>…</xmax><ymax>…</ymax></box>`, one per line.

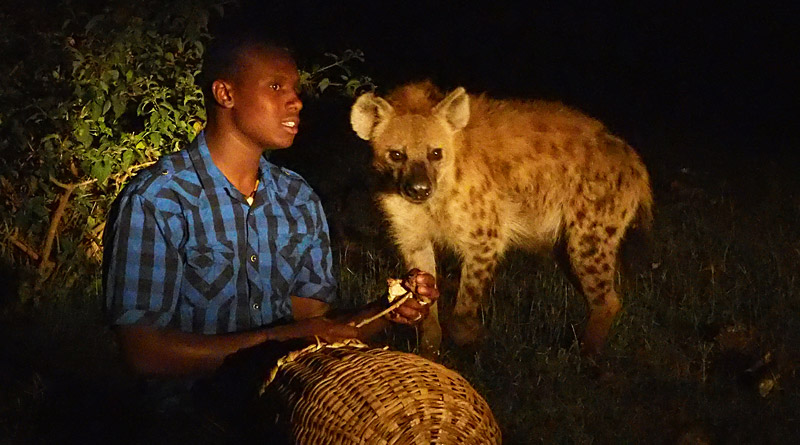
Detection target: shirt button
<box><xmin>250</xmin><ymin>254</ymin><xmax>258</xmax><ymax>263</ymax></box>
<box><xmin>253</xmin><ymin>303</ymin><xmax>261</xmax><ymax>310</ymax></box>
<box><xmin>161</xmin><ymin>169</ymin><xmax>169</xmax><ymax>175</ymax></box>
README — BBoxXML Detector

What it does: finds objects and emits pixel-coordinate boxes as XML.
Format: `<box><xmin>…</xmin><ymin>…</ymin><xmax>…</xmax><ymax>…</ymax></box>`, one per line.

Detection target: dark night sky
<box><xmin>230</xmin><ymin>0</ymin><xmax>799</xmax><ymax>156</ymax></box>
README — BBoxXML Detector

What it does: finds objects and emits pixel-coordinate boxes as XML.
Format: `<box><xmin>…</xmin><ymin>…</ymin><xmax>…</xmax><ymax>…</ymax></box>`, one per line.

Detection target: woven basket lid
<box><xmin>259</xmin><ymin>340</ymin><xmax>502</xmax><ymax>444</ymax></box>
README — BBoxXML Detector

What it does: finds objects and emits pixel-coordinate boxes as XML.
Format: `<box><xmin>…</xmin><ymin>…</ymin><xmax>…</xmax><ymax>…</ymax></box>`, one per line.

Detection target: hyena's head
<box><xmin>350</xmin><ymin>82</ymin><xmax>470</xmax><ymax>203</ymax></box>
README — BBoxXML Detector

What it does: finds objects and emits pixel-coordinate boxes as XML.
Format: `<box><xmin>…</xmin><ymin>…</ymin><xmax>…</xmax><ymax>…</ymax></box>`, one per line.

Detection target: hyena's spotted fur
<box><xmin>351</xmin><ymin>81</ymin><xmax>652</xmax><ymax>355</ymax></box>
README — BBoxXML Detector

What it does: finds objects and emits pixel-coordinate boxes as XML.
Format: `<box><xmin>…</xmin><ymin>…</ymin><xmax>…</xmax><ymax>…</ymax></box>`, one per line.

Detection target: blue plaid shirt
<box><xmin>104</xmin><ymin>132</ymin><xmax>337</xmax><ymax>334</ymax></box>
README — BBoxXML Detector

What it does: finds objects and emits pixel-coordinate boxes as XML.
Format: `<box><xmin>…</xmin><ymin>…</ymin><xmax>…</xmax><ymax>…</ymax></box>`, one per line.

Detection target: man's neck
<box><xmin>204</xmin><ymin>124</ymin><xmax>263</xmax><ymax>196</ymax></box>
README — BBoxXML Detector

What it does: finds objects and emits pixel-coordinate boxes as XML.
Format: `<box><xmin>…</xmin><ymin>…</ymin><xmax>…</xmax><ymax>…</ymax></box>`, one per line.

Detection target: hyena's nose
<box><xmin>403</xmin><ymin>181</ymin><xmax>432</xmax><ymax>202</ymax></box>
<box><xmin>402</xmin><ymin>162</ymin><xmax>434</xmax><ymax>202</ymax></box>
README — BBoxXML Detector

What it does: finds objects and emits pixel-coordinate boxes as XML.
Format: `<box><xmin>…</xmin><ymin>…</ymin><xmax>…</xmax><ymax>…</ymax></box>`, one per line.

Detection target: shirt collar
<box><xmin>189</xmin><ymin>131</ymin><xmax>276</xmax><ymax>202</ymax></box>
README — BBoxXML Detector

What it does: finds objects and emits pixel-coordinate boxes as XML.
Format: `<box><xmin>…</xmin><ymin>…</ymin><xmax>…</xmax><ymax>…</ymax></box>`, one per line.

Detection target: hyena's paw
<box><xmin>579</xmin><ymin>304</ymin><xmax>619</xmax><ymax>356</ymax></box>
<box><xmin>579</xmin><ymin>322</ymin><xmax>612</xmax><ymax>356</ymax></box>
<box><xmin>579</xmin><ymin>335</ymin><xmax>606</xmax><ymax>357</ymax></box>
<box><xmin>419</xmin><ymin>316</ymin><xmax>443</xmax><ymax>360</ymax></box>
<box><xmin>446</xmin><ymin>315</ymin><xmax>487</xmax><ymax>346</ymax></box>
<box><xmin>419</xmin><ymin>342</ymin><xmax>441</xmax><ymax>361</ymax></box>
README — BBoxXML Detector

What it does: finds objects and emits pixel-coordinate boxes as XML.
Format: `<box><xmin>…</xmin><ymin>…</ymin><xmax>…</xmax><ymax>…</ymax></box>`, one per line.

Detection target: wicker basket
<box><xmin>258</xmin><ymin>339</ymin><xmax>502</xmax><ymax>444</ymax></box>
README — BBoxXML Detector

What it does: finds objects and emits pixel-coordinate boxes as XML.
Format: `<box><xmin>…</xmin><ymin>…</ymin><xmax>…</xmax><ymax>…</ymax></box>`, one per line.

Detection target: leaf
<box><xmin>121</xmin><ymin>150</ymin><xmax>134</xmax><ymax>170</ymax></box>
<box><xmin>90</xmin><ymin>159</ymin><xmax>112</xmax><ymax>184</ymax></box>
<box><xmin>345</xmin><ymin>79</ymin><xmax>363</xmax><ymax>97</ymax></box>
<box><xmin>74</xmin><ymin>121</ymin><xmax>93</xmax><ymax>147</ymax></box>
<box><xmin>85</xmin><ymin>14</ymin><xmax>103</xmax><ymax>32</ymax></box>
<box><xmin>57</xmin><ymin>238</ymin><xmax>77</xmax><ymax>262</ymax></box>
<box><xmin>149</xmin><ymin>132</ymin><xmax>162</xmax><ymax>146</ymax></box>
<box><xmin>89</xmin><ymin>101</ymin><xmax>102</xmax><ymax>121</ymax></box>
<box><xmin>111</xmin><ymin>95</ymin><xmax>127</xmax><ymax>119</ymax></box>
<box><xmin>318</xmin><ymin>78</ymin><xmax>330</xmax><ymax>93</ymax></box>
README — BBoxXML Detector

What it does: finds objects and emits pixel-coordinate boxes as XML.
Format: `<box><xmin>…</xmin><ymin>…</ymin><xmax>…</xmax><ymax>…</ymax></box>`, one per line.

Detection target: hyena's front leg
<box><xmin>449</xmin><ymin>245</ymin><xmax>501</xmax><ymax>346</ymax></box>
<box><xmin>398</xmin><ymin>240</ymin><xmax>441</xmax><ymax>356</ymax></box>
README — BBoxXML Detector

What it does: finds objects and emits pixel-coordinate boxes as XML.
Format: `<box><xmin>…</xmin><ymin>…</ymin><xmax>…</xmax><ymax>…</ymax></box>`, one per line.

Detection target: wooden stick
<box><xmin>39</xmin><ymin>181</ymin><xmax>77</xmax><ymax>275</ymax></box>
<box><xmin>351</xmin><ymin>292</ymin><xmax>413</xmax><ymax>328</ymax></box>
<box><xmin>7</xmin><ymin>234</ymin><xmax>40</xmax><ymax>261</ymax></box>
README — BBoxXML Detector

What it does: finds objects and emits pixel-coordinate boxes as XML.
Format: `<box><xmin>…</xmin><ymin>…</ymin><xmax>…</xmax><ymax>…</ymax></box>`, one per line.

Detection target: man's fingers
<box><xmin>398</xmin><ymin>270</ymin><xmax>439</xmax><ymax>305</ymax></box>
<box><xmin>393</xmin><ymin>299</ymin><xmax>429</xmax><ymax>322</ymax></box>
<box><xmin>414</xmin><ymin>271</ymin><xmax>436</xmax><ymax>288</ymax></box>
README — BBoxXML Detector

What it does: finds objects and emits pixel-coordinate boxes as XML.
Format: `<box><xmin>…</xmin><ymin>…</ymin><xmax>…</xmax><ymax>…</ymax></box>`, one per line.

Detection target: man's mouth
<box><xmin>282</xmin><ymin>119</ymin><xmax>299</xmax><ymax>135</ymax></box>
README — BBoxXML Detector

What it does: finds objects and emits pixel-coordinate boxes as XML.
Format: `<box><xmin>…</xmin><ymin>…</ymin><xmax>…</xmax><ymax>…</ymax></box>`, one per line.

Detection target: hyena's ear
<box><xmin>433</xmin><ymin>87</ymin><xmax>470</xmax><ymax>131</ymax></box>
<box><xmin>350</xmin><ymin>92</ymin><xmax>395</xmax><ymax>141</ymax></box>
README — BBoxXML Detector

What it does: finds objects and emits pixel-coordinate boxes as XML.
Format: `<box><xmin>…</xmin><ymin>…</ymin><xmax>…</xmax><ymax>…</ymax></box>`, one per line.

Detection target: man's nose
<box><xmin>288</xmin><ymin>91</ymin><xmax>302</xmax><ymax>112</ymax></box>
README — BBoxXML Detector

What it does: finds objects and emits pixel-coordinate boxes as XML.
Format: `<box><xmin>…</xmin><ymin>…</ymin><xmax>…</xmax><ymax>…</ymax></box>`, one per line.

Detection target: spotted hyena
<box><xmin>350</xmin><ymin>81</ymin><xmax>652</xmax><ymax>355</ymax></box>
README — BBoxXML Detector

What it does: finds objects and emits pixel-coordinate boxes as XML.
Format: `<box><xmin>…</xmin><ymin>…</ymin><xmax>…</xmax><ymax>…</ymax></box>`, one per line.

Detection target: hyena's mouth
<box><xmin>398</xmin><ymin>162</ymin><xmax>435</xmax><ymax>203</ymax></box>
<box><xmin>400</xmin><ymin>179</ymin><xmax>434</xmax><ymax>203</ymax></box>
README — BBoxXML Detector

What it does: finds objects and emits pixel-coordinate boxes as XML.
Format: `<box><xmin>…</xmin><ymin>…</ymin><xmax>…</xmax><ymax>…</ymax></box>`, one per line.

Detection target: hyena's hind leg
<box><xmin>566</xmin><ymin>215</ymin><xmax>629</xmax><ymax>356</ymax></box>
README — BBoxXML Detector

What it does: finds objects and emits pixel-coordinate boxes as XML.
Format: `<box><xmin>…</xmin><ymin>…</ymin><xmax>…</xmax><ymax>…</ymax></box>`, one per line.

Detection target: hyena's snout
<box><xmin>400</xmin><ymin>161</ymin><xmax>435</xmax><ymax>203</ymax></box>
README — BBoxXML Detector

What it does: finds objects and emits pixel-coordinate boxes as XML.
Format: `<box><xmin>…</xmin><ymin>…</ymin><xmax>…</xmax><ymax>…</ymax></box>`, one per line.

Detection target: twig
<box><xmin>7</xmin><ymin>234</ymin><xmax>40</xmax><ymax>261</ymax></box>
<box><xmin>84</xmin><ymin>221</ymin><xmax>106</xmax><ymax>259</ymax></box>
<box><xmin>39</xmin><ymin>180</ymin><xmax>78</xmax><ymax>276</ymax></box>
<box><xmin>37</xmin><ymin>160</ymin><xmax>158</xmax><ymax>268</ymax></box>
<box><xmin>50</xmin><ymin>176</ymin><xmax>96</xmax><ymax>190</ymax></box>
<box><xmin>351</xmin><ymin>292</ymin><xmax>413</xmax><ymax>328</ymax></box>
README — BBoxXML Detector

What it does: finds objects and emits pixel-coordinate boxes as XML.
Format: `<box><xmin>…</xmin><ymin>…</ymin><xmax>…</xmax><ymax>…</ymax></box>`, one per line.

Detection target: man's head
<box><xmin>201</xmin><ymin>33</ymin><xmax>303</xmax><ymax>150</ymax></box>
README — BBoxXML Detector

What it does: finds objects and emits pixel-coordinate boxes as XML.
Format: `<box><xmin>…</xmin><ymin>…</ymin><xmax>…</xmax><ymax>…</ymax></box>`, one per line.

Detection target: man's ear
<box><xmin>211</xmin><ymin>79</ymin><xmax>234</xmax><ymax>109</ymax></box>
<box><xmin>433</xmin><ymin>87</ymin><xmax>470</xmax><ymax>131</ymax></box>
<box><xmin>350</xmin><ymin>92</ymin><xmax>394</xmax><ymax>141</ymax></box>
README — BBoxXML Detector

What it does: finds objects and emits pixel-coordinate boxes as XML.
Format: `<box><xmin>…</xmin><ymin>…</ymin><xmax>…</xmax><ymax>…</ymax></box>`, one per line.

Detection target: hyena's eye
<box><xmin>429</xmin><ymin>148</ymin><xmax>443</xmax><ymax>161</ymax></box>
<box><xmin>388</xmin><ymin>150</ymin><xmax>407</xmax><ymax>162</ymax></box>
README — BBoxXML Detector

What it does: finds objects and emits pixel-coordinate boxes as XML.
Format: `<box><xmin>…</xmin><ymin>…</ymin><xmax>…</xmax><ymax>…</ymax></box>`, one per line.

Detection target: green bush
<box><xmin>0</xmin><ymin>0</ymin><xmax>374</xmax><ymax>304</ymax></box>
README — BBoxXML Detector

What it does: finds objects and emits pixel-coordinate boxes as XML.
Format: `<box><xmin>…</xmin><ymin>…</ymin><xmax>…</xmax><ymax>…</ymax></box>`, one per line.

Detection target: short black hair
<box><xmin>199</xmin><ymin>27</ymin><xmax>292</xmax><ymax>111</ymax></box>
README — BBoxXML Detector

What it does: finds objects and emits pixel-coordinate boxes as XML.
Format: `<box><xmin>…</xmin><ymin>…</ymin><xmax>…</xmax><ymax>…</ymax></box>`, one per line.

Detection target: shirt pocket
<box><xmin>184</xmin><ymin>241</ymin><xmax>236</xmax><ymax>301</ymax></box>
<box><xmin>275</xmin><ymin>233</ymin><xmax>313</xmax><ymax>276</ymax></box>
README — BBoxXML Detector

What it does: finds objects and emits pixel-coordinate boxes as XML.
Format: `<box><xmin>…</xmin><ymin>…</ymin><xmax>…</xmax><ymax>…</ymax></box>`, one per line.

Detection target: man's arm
<box><xmin>115</xmin><ymin>312</ymin><xmax>359</xmax><ymax>377</ymax></box>
<box><xmin>115</xmin><ymin>324</ymin><xmax>269</xmax><ymax>376</ymax></box>
<box><xmin>115</xmin><ymin>271</ymin><xmax>438</xmax><ymax>377</ymax></box>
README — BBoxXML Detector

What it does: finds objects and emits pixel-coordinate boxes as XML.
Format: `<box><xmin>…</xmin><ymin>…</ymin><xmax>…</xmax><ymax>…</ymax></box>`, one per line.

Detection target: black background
<box><xmin>229</xmin><ymin>0</ymin><xmax>800</xmax><ymax>157</ymax></box>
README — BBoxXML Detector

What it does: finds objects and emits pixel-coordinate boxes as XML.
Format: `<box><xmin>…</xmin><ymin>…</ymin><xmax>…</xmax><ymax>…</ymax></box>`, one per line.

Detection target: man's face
<box><xmin>228</xmin><ymin>46</ymin><xmax>303</xmax><ymax>150</ymax></box>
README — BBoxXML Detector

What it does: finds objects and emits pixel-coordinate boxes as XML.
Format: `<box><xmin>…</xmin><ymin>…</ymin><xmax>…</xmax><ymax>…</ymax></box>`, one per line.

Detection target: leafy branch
<box><xmin>0</xmin><ymin>1</ymin><xmax>378</xmax><ymax>305</ymax></box>
<box><xmin>300</xmin><ymin>49</ymin><xmax>375</xmax><ymax>98</ymax></box>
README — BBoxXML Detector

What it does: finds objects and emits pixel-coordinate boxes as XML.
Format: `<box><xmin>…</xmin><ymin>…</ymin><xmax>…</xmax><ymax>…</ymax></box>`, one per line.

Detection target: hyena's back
<box><xmin>352</xmin><ymin>82</ymin><xmax>652</xmax><ymax>355</ymax></box>
<box><xmin>434</xmin><ymin>92</ymin><xmax>651</xmax><ymax>251</ymax></box>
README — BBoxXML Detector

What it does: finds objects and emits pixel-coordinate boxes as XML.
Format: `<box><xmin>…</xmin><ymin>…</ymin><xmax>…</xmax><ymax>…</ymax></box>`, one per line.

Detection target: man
<box><xmin>103</xmin><ymin>33</ymin><xmax>438</xmax><ymax>379</ymax></box>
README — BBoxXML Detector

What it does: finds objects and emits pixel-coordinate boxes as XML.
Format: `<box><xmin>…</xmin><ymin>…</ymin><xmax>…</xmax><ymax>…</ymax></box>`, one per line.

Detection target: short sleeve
<box><xmin>289</xmin><ymin>197</ymin><xmax>337</xmax><ymax>304</ymax></box>
<box><xmin>104</xmin><ymin>191</ymin><xmax>182</xmax><ymax>328</ymax></box>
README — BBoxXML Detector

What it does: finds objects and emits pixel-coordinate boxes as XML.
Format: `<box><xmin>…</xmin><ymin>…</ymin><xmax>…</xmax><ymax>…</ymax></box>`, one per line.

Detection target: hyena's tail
<box><xmin>620</xmin><ymin>165</ymin><xmax>654</xmax><ymax>274</ymax></box>
<box><xmin>630</xmin><ymin>157</ymin><xmax>654</xmax><ymax>232</ymax></box>
<box><xmin>634</xmin><ymin>185</ymin><xmax>654</xmax><ymax>232</ymax></box>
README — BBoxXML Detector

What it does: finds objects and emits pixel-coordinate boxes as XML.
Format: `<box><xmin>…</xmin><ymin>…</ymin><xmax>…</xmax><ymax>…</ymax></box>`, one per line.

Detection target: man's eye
<box><xmin>270</xmin><ymin>83</ymin><xmax>281</xmax><ymax>91</ymax></box>
<box><xmin>388</xmin><ymin>150</ymin><xmax>406</xmax><ymax>162</ymax></box>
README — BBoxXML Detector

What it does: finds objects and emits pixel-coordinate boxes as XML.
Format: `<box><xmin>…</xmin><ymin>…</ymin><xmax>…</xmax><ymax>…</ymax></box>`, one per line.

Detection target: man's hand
<box><xmin>387</xmin><ymin>269</ymin><xmax>440</xmax><ymax>325</ymax></box>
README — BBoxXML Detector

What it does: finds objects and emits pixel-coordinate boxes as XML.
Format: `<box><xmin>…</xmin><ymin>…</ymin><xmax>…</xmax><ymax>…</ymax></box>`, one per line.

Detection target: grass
<box><xmin>321</xmin><ymin>131</ymin><xmax>800</xmax><ymax>443</ymax></box>
<box><xmin>2</xmin><ymin>122</ymin><xmax>799</xmax><ymax>443</ymax></box>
